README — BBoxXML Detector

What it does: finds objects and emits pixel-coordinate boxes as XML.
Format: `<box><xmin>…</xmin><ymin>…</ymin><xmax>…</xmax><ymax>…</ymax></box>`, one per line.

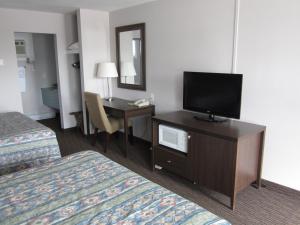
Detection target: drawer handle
<box><xmin>167</xmin><ymin>160</ymin><xmax>172</xmax><ymax>164</ymax></box>
<box><xmin>188</xmin><ymin>135</ymin><xmax>191</xmax><ymax>139</ymax></box>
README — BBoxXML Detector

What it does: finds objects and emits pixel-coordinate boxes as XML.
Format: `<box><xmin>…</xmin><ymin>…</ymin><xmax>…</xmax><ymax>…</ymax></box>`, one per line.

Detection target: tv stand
<box><xmin>193</xmin><ymin>114</ymin><xmax>228</xmax><ymax>123</ymax></box>
<box><xmin>152</xmin><ymin>110</ymin><xmax>266</xmax><ymax>210</ymax></box>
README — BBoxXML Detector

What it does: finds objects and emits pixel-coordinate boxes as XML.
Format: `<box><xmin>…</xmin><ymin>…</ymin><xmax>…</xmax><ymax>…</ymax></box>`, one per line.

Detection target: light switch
<box><xmin>0</xmin><ymin>59</ymin><xmax>4</xmax><ymax>66</ymax></box>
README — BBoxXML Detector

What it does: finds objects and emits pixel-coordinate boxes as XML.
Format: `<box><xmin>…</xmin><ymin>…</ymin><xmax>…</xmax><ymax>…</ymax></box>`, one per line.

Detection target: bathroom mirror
<box><xmin>116</xmin><ymin>23</ymin><xmax>146</xmax><ymax>90</ymax></box>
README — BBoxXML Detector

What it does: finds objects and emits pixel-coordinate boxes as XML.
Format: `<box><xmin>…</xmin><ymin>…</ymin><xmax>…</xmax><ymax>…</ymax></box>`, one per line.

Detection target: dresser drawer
<box><xmin>154</xmin><ymin>147</ymin><xmax>193</xmax><ymax>180</ymax></box>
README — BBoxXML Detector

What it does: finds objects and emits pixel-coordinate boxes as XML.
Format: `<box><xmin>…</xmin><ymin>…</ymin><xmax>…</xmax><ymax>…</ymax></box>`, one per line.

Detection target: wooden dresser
<box><xmin>152</xmin><ymin>111</ymin><xmax>266</xmax><ymax>209</ymax></box>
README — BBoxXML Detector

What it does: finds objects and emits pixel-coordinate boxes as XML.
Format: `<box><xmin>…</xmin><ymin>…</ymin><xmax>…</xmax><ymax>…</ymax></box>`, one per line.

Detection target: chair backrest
<box><xmin>84</xmin><ymin>92</ymin><xmax>112</xmax><ymax>133</ymax></box>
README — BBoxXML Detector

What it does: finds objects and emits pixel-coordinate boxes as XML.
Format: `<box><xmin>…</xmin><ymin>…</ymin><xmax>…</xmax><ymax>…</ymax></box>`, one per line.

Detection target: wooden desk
<box><xmin>86</xmin><ymin>98</ymin><xmax>155</xmax><ymax>157</ymax></box>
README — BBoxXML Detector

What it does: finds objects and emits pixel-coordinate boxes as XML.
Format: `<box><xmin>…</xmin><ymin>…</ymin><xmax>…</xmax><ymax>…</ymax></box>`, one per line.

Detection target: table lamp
<box><xmin>97</xmin><ymin>62</ymin><xmax>118</xmax><ymax>101</ymax></box>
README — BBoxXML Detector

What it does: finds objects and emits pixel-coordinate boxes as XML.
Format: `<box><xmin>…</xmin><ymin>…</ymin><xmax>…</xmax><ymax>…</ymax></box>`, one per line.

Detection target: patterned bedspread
<box><xmin>0</xmin><ymin>112</ymin><xmax>61</xmax><ymax>175</ymax></box>
<box><xmin>0</xmin><ymin>151</ymin><xmax>230</xmax><ymax>225</ymax></box>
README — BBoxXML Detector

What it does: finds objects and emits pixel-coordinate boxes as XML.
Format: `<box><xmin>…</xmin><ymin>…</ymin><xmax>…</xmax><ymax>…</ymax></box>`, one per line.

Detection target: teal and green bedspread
<box><xmin>0</xmin><ymin>150</ymin><xmax>230</xmax><ymax>225</ymax></box>
<box><xmin>0</xmin><ymin>112</ymin><xmax>61</xmax><ymax>175</ymax></box>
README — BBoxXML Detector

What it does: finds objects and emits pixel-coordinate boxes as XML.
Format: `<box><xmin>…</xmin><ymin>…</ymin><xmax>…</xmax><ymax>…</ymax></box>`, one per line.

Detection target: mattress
<box><xmin>0</xmin><ymin>150</ymin><xmax>230</xmax><ymax>225</ymax></box>
<box><xmin>0</xmin><ymin>112</ymin><xmax>61</xmax><ymax>175</ymax></box>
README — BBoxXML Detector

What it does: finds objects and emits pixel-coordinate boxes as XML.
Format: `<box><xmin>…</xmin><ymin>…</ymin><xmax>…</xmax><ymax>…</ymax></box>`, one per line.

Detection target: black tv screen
<box><xmin>183</xmin><ymin>72</ymin><xmax>243</xmax><ymax>119</ymax></box>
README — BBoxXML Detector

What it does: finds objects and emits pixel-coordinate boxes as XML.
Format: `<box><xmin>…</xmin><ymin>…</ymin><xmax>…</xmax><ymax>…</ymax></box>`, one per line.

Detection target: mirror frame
<box><xmin>116</xmin><ymin>23</ymin><xmax>146</xmax><ymax>91</ymax></box>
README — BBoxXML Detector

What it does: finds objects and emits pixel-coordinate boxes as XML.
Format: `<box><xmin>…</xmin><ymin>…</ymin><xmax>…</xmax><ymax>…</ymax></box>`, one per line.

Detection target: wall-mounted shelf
<box><xmin>66</xmin><ymin>49</ymin><xmax>80</xmax><ymax>54</ymax></box>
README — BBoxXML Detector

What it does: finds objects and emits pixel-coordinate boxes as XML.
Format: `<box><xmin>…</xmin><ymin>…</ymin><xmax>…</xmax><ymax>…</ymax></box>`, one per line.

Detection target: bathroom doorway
<box><xmin>14</xmin><ymin>32</ymin><xmax>62</xmax><ymax>126</ymax></box>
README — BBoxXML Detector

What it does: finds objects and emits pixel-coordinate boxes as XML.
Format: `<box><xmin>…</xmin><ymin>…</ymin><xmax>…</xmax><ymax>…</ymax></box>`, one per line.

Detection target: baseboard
<box><xmin>262</xmin><ymin>179</ymin><xmax>300</xmax><ymax>197</ymax></box>
<box><xmin>27</xmin><ymin>112</ymin><xmax>56</xmax><ymax>121</ymax></box>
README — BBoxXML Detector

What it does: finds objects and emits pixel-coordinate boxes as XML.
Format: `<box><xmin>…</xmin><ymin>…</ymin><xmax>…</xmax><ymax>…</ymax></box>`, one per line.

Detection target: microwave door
<box><xmin>159</xmin><ymin>125</ymin><xmax>188</xmax><ymax>153</ymax></box>
<box><xmin>164</xmin><ymin>129</ymin><xmax>178</xmax><ymax>149</ymax></box>
<box><xmin>159</xmin><ymin>128</ymin><xmax>178</xmax><ymax>149</ymax></box>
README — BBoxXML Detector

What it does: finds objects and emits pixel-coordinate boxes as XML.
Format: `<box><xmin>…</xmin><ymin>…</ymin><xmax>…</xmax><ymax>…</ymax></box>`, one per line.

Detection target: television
<box><xmin>183</xmin><ymin>72</ymin><xmax>243</xmax><ymax>122</ymax></box>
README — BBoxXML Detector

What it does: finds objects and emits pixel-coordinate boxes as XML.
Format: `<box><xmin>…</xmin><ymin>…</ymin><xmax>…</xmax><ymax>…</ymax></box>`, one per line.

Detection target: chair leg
<box><xmin>129</xmin><ymin>126</ymin><xmax>134</xmax><ymax>145</ymax></box>
<box><xmin>104</xmin><ymin>132</ymin><xmax>110</xmax><ymax>153</ymax></box>
<box><xmin>92</xmin><ymin>128</ymin><xmax>98</xmax><ymax>146</ymax></box>
<box><xmin>115</xmin><ymin>131</ymin><xmax>120</xmax><ymax>139</ymax></box>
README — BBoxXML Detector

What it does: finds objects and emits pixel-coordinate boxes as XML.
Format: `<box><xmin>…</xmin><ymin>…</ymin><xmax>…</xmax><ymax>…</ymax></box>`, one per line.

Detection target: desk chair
<box><xmin>84</xmin><ymin>92</ymin><xmax>133</xmax><ymax>153</ymax></box>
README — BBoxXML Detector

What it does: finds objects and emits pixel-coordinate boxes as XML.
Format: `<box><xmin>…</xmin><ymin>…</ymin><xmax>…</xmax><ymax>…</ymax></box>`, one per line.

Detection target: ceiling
<box><xmin>0</xmin><ymin>0</ymin><xmax>158</xmax><ymax>13</ymax></box>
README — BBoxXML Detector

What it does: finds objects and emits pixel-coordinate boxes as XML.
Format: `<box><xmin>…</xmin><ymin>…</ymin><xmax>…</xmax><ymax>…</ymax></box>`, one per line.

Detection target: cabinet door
<box><xmin>154</xmin><ymin>130</ymin><xmax>195</xmax><ymax>182</ymax></box>
<box><xmin>193</xmin><ymin>133</ymin><xmax>237</xmax><ymax>197</ymax></box>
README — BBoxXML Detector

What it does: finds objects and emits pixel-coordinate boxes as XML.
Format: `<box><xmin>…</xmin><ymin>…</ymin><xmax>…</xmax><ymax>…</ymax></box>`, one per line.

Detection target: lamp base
<box><xmin>105</xmin><ymin>97</ymin><xmax>113</xmax><ymax>102</ymax></box>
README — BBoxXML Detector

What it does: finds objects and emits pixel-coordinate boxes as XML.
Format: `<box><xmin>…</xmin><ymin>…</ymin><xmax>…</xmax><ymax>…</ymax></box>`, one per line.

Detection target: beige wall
<box><xmin>110</xmin><ymin>0</ymin><xmax>235</xmax><ymax>140</ymax></box>
<box><xmin>110</xmin><ymin>0</ymin><xmax>300</xmax><ymax>191</ymax></box>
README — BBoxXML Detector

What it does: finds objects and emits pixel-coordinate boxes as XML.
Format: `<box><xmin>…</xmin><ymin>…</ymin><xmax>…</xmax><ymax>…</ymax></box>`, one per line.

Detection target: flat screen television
<box><xmin>183</xmin><ymin>72</ymin><xmax>243</xmax><ymax>121</ymax></box>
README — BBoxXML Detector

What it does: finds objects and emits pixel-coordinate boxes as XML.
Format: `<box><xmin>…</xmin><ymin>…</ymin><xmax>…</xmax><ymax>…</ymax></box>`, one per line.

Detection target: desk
<box><xmin>86</xmin><ymin>97</ymin><xmax>155</xmax><ymax>157</ymax></box>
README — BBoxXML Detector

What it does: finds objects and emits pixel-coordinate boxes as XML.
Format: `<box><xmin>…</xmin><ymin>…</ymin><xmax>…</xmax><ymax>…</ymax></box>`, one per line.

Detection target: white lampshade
<box><xmin>121</xmin><ymin>62</ymin><xmax>137</xmax><ymax>77</ymax></box>
<box><xmin>97</xmin><ymin>62</ymin><xmax>118</xmax><ymax>78</ymax></box>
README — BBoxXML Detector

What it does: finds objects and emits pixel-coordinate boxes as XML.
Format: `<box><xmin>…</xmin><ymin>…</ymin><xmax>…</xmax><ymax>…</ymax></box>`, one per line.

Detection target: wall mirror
<box><xmin>116</xmin><ymin>23</ymin><xmax>146</xmax><ymax>90</ymax></box>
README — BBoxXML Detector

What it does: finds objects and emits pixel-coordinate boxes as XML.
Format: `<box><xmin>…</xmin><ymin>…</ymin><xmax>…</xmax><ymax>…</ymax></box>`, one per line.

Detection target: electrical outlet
<box><xmin>0</xmin><ymin>59</ymin><xmax>4</xmax><ymax>66</ymax></box>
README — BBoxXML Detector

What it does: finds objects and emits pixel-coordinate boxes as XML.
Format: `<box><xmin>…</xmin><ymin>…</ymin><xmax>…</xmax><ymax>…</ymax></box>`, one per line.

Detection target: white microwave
<box><xmin>159</xmin><ymin>124</ymin><xmax>188</xmax><ymax>153</ymax></box>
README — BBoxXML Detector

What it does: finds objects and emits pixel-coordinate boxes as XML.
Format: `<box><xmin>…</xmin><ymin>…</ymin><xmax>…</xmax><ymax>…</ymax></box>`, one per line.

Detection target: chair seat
<box><xmin>108</xmin><ymin>116</ymin><xmax>132</xmax><ymax>134</ymax></box>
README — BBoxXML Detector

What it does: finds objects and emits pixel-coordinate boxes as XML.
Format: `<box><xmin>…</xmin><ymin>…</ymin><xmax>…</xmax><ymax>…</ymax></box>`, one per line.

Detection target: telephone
<box><xmin>129</xmin><ymin>99</ymin><xmax>150</xmax><ymax>107</ymax></box>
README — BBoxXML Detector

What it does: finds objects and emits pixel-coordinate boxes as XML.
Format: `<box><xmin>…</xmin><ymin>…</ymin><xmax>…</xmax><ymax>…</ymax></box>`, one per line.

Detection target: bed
<box><xmin>0</xmin><ymin>112</ymin><xmax>61</xmax><ymax>175</ymax></box>
<box><xmin>0</xmin><ymin>150</ymin><xmax>230</xmax><ymax>225</ymax></box>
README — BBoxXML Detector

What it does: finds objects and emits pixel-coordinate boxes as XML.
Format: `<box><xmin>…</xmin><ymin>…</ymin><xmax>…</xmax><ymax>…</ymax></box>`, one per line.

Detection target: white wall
<box><xmin>237</xmin><ymin>0</ymin><xmax>300</xmax><ymax>191</ymax></box>
<box><xmin>0</xmin><ymin>10</ymin><xmax>23</xmax><ymax>112</ymax></box>
<box><xmin>0</xmin><ymin>8</ymin><xmax>81</xmax><ymax>128</ymax></box>
<box><xmin>110</xmin><ymin>0</ymin><xmax>300</xmax><ymax>190</ymax></box>
<box><xmin>33</xmin><ymin>33</ymin><xmax>57</xmax><ymax>91</ymax></box>
<box><xmin>77</xmin><ymin>9</ymin><xmax>110</xmax><ymax>133</ymax></box>
<box><xmin>110</xmin><ymin>0</ymin><xmax>236</xmax><ymax>139</ymax></box>
<box><xmin>15</xmin><ymin>33</ymin><xmax>58</xmax><ymax>119</ymax></box>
